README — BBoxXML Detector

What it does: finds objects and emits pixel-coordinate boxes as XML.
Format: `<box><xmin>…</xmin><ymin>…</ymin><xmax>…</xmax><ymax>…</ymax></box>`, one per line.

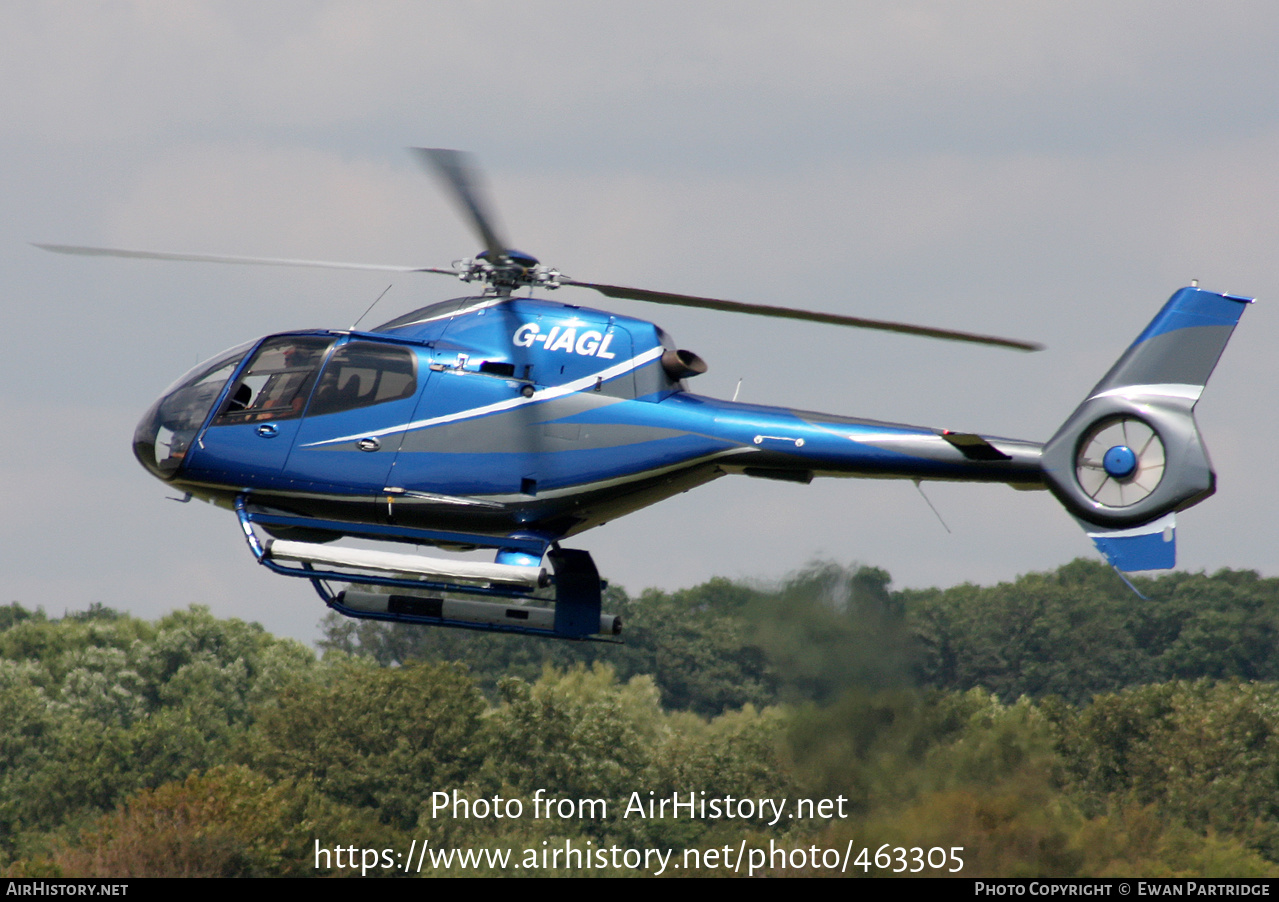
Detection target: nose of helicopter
<box><xmin>132</xmin><ymin>342</ymin><xmax>253</xmax><ymax>482</ymax></box>
<box><xmin>133</xmin><ymin>385</ymin><xmax>209</xmax><ymax>482</ymax></box>
<box><xmin>132</xmin><ymin>396</ymin><xmax>170</xmax><ymax>481</ymax></box>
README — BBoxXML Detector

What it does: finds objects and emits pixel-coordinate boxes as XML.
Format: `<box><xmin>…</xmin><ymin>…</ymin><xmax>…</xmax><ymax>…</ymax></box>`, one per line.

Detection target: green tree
<box><xmin>906</xmin><ymin>561</ymin><xmax>1147</xmax><ymax>703</ymax></box>
<box><xmin>247</xmin><ymin>658</ymin><xmax>486</xmax><ymax>830</ymax></box>
<box><xmin>0</xmin><ymin>605</ymin><xmax>317</xmax><ymax>856</ymax></box>
<box><xmin>619</xmin><ymin>577</ymin><xmax>778</xmax><ymax>715</ymax></box>
<box><xmin>905</xmin><ymin>560</ymin><xmax>1279</xmax><ymax>702</ymax></box>
<box><xmin>17</xmin><ymin>766</ymin><xmax>400</xmax><ymax>877</ymax></box>
<box><xmin>319</xmin><ymin>580</ymin><xmax>780</xmax><ymax>716</ymax></box>
<box><xmin>1055</xmin><ymin>680</ymin><xmax>1279</xmax><ymax>860</ymax></box>
<box><xmin>483</xmin><ymin>663</ymin><xmax>664</xmax><ymax>806</ymax></box>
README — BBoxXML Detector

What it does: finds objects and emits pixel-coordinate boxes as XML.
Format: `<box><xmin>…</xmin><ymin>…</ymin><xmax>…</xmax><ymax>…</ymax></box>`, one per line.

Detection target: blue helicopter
<box><xmin>39</xmin><ymin>150</ymin><xmax>1252</xmax><ymax>640</ymax></box>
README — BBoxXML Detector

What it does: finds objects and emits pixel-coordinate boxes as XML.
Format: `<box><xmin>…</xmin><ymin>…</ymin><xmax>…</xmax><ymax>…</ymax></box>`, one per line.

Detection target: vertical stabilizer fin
<box><xmin>1043</xmin><ymin>286</ymin><xmax>1253</xmax><ymax>534</ymax></box>
<box><xmin>1042</xmin><ymin>286</ymin><xmax>1251</xmax><ymax>570</ymax></box>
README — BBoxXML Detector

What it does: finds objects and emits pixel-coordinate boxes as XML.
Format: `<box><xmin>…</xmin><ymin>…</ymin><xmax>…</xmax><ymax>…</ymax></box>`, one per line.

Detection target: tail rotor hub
<box><xmin>1075</xmin><ymin>416</ymin><xmax>1166</xmax><ymax>508</ymax></box>
<box><xmin>1102</xmin><ymin>444</ymin><xmax>1138</xmax><ymax>480</ymax></box>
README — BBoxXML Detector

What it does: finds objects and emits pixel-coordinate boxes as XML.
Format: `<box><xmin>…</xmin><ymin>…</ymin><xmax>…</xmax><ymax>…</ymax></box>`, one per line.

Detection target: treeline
<box><xmin>1</xmin><ymin>559</ymin><xmax>1278</xmax><ymax>876</ymax></box>
<box><xmin>324</xmin><ymin>558</ymin><xmax>1279</xmax><ymax>709</ymax></box>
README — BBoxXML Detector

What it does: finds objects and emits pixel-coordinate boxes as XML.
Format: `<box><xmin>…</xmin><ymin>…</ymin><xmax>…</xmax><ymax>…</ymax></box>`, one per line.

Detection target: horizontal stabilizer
<box><xmin>1079</xmin><ymin>512</ymin><xmax>1176</xmax><ymax>571</ymax></box>
<box><xmin>940</xmin><ymin>431</ymin><xmax>1012</xmax><ymax>461</ymax></box>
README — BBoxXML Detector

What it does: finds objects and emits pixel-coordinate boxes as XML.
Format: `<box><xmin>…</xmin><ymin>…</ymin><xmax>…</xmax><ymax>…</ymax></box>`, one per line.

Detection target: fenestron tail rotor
<box><xmin>1075</xmin><ymin>416</ymin><xmax>1166</xmax><ymax>508</ymax></box>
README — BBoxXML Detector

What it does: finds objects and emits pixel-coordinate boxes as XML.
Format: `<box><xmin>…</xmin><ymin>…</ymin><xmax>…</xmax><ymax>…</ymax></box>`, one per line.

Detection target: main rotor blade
<box><xmin>562</xmin><ymin>279</ymin><xmax>1043</xmax><ymax>351</ymax></box>
<box><xmin>33</xmin><ymin>243</ymin><xmax>456</xmax><ymax>276</ymax></box>
<box><xmin>412</xmin><ymin>148</ymin><xmax>509</xmax><ymax>261</ymax></box>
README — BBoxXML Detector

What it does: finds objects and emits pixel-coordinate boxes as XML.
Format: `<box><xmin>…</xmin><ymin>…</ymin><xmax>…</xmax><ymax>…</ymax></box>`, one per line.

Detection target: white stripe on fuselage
<box><xmin>302</xmin><ymin>346</ymin><xmax>665</xmax><ymax>447</ymax></box>
<box><xmin>478</xmin><ymin>446</ymin><xmax>758</xmax><ymax>502</ymax></box>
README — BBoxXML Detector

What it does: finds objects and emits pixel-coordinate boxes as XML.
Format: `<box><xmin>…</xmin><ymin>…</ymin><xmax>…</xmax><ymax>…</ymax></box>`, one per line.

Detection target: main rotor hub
<box><xmin>454</xmin><ymin>249</ymin><xmax>564</xmax><ymax>295</ymax></box>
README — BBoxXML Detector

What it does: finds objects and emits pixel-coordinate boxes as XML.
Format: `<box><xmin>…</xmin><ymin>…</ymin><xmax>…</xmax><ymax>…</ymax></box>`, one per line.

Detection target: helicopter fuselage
<box><xmin>134</xmin><ymin>294</ymin><xmax>1045</xmax><ymax>550</ymax></box>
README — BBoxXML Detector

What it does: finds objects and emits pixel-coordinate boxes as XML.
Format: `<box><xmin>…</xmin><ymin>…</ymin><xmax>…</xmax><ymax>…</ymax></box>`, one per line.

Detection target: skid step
<box><xmin>264</xmin><ymin>538</ymin><xmax>548</xmax><ymax>588</ymax></box>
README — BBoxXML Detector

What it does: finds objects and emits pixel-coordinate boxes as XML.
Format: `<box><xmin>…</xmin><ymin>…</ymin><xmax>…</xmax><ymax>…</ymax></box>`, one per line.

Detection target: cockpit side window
<box><xmin>213</xmin><ymin>336</ymin><xmax>332</xmax><ymax>425</ymax></box>
<box><xmin>306</xmin><ymin>341</ymin><xmax>417</xmax><ymax>417</ymax></box>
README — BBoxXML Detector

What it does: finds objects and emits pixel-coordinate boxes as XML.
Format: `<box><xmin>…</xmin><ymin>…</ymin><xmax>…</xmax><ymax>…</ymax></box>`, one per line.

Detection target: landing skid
<box><xmin>234</xmin><ymin>496</ymin><xmax>619</xmax><ymax>641</ymax></box>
